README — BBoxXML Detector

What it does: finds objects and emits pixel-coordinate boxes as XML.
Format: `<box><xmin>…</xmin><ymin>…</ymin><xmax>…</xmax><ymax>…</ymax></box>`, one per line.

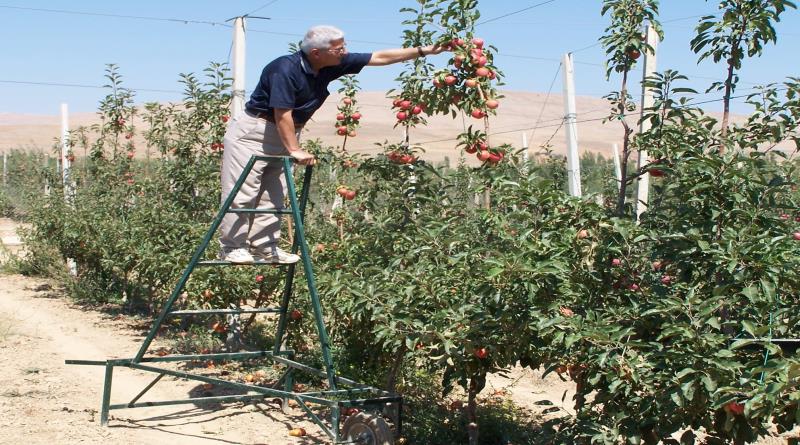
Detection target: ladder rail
<box><xmin>274</xmin><ymin>160</ymin><xmax>339</xmax><ymax>391</ymax></box>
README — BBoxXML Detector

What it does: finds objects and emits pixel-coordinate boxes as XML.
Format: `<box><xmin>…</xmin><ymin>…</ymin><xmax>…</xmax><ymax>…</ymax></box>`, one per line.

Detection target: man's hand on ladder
<box><xmin>290</xmin><ymin>149</ymin><xmax>316</xmax><ymax>166</ymax></box>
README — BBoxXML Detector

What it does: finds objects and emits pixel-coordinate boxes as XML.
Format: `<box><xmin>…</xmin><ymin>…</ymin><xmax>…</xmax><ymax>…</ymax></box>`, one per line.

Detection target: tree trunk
<box><xmin>384</xmin><ymin>347</ymin><xmax>406</xmax><ymax>393</ymax></box>
<box><xmin>615</xmin><ymin>68</ymin><xmax>632</xmax><ymax>216</ymax></box>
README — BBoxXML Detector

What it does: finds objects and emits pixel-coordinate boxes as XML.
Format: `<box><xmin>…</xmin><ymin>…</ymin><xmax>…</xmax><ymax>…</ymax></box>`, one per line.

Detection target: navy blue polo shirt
<box><xmin>245</xmin><ymin>51</ymin><xmax>372</xmax><ymax>124</ymax></box>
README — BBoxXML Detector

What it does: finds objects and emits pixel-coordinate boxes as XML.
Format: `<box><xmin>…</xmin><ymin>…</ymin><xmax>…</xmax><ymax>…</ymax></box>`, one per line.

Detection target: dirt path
<box><xmin>0</xmin><ymin>273</ymin><xmax>329</xmax><ymax>445</ymax></box>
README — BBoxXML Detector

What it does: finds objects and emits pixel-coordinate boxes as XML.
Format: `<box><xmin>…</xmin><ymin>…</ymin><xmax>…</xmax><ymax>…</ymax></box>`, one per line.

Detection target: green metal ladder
<box><xmin>67</xmin><ymin>155</ymin><xmax>401</xmax><ymax>444</ymax></box>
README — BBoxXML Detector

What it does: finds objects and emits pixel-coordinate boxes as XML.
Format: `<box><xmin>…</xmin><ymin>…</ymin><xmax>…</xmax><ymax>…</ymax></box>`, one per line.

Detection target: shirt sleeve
<box><xmin>267</xmin><ymin>70</ymin><xmax>297</xmax><ymax>110</ymax></box>
<box><xmin>331</xmin><ymin>52</ymin><xmax>373</xmax><ymax>77</ymax></box>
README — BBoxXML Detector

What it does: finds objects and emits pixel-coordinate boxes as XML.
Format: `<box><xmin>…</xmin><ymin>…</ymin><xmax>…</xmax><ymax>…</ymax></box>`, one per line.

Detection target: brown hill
<box><xmin>0</xmin><ymin>91</ymin><xmax>769</xmax><ymax>164</ymax></box>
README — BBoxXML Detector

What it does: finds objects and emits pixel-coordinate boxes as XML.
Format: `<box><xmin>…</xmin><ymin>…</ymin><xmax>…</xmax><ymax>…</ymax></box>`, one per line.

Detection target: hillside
<box><xmin>0</xmin><ymin>90</ymin><xmax>762</xmax><ymax>163</ymax></box>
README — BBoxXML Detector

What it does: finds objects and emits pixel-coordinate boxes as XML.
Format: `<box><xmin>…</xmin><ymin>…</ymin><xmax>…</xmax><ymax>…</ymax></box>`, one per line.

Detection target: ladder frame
<box><xmin>66</xmin><ymin>155</ymin><xmax>402</xmax><ymax>442</ymax></box>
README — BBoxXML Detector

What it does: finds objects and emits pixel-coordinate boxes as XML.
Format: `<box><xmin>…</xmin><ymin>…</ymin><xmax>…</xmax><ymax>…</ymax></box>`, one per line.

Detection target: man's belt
<box><xmin>245</xmin><ymin>109</ymin><xmax>304</xmax><ymax>128</ymax></box>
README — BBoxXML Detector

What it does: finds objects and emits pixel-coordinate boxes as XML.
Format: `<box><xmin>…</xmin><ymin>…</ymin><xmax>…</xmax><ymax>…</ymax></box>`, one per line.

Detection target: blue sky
<box><xmin>1</xmin><ymin>1</ymin><xmax>798</xmax><ymax>115</ymax></box>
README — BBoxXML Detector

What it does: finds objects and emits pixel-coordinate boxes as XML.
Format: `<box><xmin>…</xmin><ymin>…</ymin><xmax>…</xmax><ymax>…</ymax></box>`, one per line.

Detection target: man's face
<box><xmin>312</xmin><ymin>38</ymin><xmax>347</xmax><ymax>68</ymax></box>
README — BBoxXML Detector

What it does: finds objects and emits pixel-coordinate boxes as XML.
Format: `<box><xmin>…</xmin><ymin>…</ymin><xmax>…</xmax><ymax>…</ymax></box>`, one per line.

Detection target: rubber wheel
<box><xmin>340</xmin><ymin>412</ymin><xmax>394</xmax><ymax>445</ymax></box>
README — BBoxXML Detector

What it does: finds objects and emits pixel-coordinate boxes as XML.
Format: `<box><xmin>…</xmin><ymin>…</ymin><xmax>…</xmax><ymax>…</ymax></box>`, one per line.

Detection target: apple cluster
<box><xmin>334</xmin><ymin>96</ymin><xmax>361</xmax><ymax>137</ymax></box>
<box><xmin>391</xmin><ymin>97</ymin><xmax>427</xmax><ymax>125</ymax></box>
<box><xmin>433</xmin><ymin>37</ymin><xmax>501</xmax><ymax>120</ymax></box>
<box><xmin>467</xmin><ymin>144</ymin><xmax>506</xmax><ymax>164</ymax></box>
<box><xmin>387</xmin><ymin>150</ymin><xmax>418</xmax><ymax>165</ymax></box>
<box><xmin>336</xmin><ymin>185</ymin><xmax>357</xmax><ymax>200</ymax></box>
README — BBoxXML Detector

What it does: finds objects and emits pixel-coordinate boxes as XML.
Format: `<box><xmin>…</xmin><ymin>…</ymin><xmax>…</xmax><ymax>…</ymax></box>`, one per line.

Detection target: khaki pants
<box><xmin>218</xmin><ymin>112</ymin><xmax>302</xmax><ymax>252</ymax></box>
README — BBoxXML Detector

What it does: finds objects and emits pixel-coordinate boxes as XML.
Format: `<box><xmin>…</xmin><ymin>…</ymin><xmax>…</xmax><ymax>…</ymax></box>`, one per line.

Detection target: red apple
<box><xmin>345</xmin><ymin>189</ymin><xmax>357</xmax><ymax>200</ymax></box>
<box><xmin>465</xmin><ymin>79</ymin><xmax>478</xmax><ymax>88</ymax></box>
<box><xmin>342</xmin><ymin>97</ymin><xmax>352</xmax><ymax>105</ymax></box>
<box><xmin>474</xmin><ymin>347</ymin><xmax>488</xmax><ymax>359</ymax></box>
<box><xmin>793</xmin><ymin>232</ymin><xmax>800</xmax><ymax>240</ymax></box>
<box><xmin>351</xmin><ymin>112</ymin><xmax>361</xmax><ymax>120</ymax></box>
<box><xmin>290</xmin><ymin>309</ymin><xmax>303</xmax><ymax>321</ymax></box>
<box><xmin>472</xmin><ymin>37</ymin><xmax>484</xmax><ymax>48</ymax></box>
<box><xmin>471</xmin><ymin>109</ymin><xmax>484</xmax><ymax>119</ymax></box>
<box><xmin>412</xmin><ymin>105</ymin><xmax>422</xmax><ymax>115</ymax></box>
<box><xmin>485</xmin><ymin>99</ymin><xmax>499</xmax><ymax>109</ymax></box>
<box><xmin>444</xmin><ymin>75</ymin><xmax>457</xmax><ymax>86</ymax></box>
<box><xmin>477</xmin><ymin>150</ymin><xmax>490</xmax><ymax>162</ymax></box>
<box><xmin>399</xmin><ymin>100</ymin><xmax>412</xmax><ymax>110</ymax></box>
<box><xmin>336</xmin><ymin>113</ymin><xmax>345</xmax><ymax>121</ymax></box>
<box><xmin>724</xmin><ymin>401</ymin><xmax>745</xmax><ymax>416</ymax></box>
<box><xmin>611</xmin><ymin>258</ymin><xmax>621</xmax><ymax>266</ymax></box>
<box><xmin>475</xmin><ymin>67</ymin><xmax>490</xmax><ymax>77</ymax></box>
<box><xmin>396</xmin><ymin>111</ymin><xmax>408</xmax><ymax>121</ymax></box>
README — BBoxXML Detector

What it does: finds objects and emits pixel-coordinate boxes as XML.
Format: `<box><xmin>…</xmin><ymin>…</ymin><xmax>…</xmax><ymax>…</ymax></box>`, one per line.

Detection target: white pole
<box><xmin>612</xmin><ymin>143</ymin><xmax>622</xmax><ymax>185</ymax></box>
<box><xmin>61</xmin><ymin>103</ymin><xmax>77</xmax><ymax>276</ymax></box>
<box><xmin>61</xmin><ymin>103</ymin><xmax>73</xmax><ymax>202</ymax></box>
<box><xmin>562</xmin><ymin>53</ymin><xmax>582</xmax><ymax>197</ymax></box>
<box><xmin>521</xmin><ymin>132</ymin><xmax>529</xmax><ymax>173</ymax></box>
<box><xmin>2</xmin><ymin>151</ymin><xmax>7</xmax><ymax>186</ymax></box>
<box><xmin>635</xmin><ymin>23</ymin><xmax>659</xmax><ymax>221</ymax></box>
<box><xmin>231</xmin><ymin>17</ymin><xmax>247</xmax><ymax>118</ymax></box>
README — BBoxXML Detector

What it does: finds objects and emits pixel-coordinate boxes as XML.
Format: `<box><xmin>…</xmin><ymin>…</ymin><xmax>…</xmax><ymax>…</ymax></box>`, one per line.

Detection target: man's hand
<box><xmin>424</xmin><ymin>44</ymin><xmax>449</xmax><ymax>56</ymax></box>
<box><xmin>290</xmin><ymin>149</ymin><xmax>316</xmax><ymax>166</ymax></box>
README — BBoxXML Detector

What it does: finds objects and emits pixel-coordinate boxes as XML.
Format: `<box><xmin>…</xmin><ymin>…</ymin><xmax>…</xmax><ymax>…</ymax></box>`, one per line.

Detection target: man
<box><xmin>219</xmin><ymin>25</ymin><xmax>446</xmax><ymax>264</ymax></box>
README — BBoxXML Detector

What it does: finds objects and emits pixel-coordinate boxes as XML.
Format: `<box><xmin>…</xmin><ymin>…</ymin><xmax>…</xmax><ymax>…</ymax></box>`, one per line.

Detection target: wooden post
<box><xmin>634</xmin><ymin>23</ymin><xmax>659</xmax><ymax>221</ymax></box>
<box><xmin>562</xmin><ymin>53</ymin><xmax>582</xmax><ymax>197</ymax></box>
<box><xmin>231</xmin><ymin>17</ymin><xmax>247</xmax><ymax>119</ymax></box>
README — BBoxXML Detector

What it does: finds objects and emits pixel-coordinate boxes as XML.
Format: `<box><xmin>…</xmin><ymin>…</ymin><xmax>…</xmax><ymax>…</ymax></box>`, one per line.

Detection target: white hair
<box><xmin>300</xmin><ymin>25</ymin><xmax>345</xmax><ymax>54</ymax></box>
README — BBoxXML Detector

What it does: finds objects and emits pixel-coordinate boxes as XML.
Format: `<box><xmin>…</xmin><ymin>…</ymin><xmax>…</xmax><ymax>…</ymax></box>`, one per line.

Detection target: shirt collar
<box><xmin>298</xmin><ymin>51</ymin><xmax>318</xmax><ymax>76</ymax></box>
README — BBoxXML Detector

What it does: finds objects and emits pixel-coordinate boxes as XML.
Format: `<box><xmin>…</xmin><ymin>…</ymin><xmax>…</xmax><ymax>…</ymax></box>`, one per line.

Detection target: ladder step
<box><xmin>197</xmin><ymin>260</ymin><xmax>290</xmax><ymax>266</ymax></box>
<box><xmin>168</xmin><ymin>308</ymin><xmax>282</xmax><ymax>316</ymax></box>
<box><xmin>227</xmin><ymin>208</ymin><xmax>294</xmax><ymax>215</ymax></box>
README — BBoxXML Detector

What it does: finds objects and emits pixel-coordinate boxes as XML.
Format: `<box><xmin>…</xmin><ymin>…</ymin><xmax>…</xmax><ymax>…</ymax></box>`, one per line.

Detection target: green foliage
<box><xmin>600</xmin><ymin>0</ymin><xmax>662</xmax><ymax>77</ymax></box>
<box><xmin>4</xmin><ymin>2</ymin><xmax>800</xmax><ymax>443</ymax></box>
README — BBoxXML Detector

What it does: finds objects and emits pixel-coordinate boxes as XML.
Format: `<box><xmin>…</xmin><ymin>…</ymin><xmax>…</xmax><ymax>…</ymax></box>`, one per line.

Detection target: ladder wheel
<box><xmin>340</xmin><ymin>412</ymin><xmax>394</xmax><ymax>445</ymax></box>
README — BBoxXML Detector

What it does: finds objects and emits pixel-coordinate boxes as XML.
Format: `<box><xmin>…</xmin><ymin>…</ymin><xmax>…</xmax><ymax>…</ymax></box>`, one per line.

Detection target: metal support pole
<box><xmin>2</xmin><ymin>151</ymin><xmax>7</xmax><ymax>186</ymax></box>
<box><xmin>562</xmin><ymin>53</ymin><xmax>582</xmax><ymax>197</ymax></box>
<box><xmin>635</xmin><ymin>23</ymin><xmax>659</xmax><ymax>221</ymax></box>
<box><xmin>231</xmin><ymin>17</ymin><xmax>246</xmax><ymax>119</ymax></box>
<box><xmin>100</xmin><ymin>364</ymin><xmax>114</xmax><ymax>426</ymax></box>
